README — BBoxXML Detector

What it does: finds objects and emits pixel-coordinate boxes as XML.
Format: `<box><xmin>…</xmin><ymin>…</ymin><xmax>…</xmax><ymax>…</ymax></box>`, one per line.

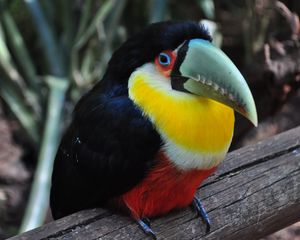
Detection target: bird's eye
<box><xmin>155</xmin><ymin>50</ymin><xmax>176</xmax><ymax>77</ymax></box>
<box><xmin>158</xmin><ymin>53</ymin><xmax>171</xmax><ymax>66</ymax></box>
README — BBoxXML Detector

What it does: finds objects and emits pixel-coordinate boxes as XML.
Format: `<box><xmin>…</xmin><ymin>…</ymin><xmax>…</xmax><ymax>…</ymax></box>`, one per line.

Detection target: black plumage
<box><xmin>50</xmin><ymin>21</ymin><xmax>211</xmax><ymax>219</ymax></box>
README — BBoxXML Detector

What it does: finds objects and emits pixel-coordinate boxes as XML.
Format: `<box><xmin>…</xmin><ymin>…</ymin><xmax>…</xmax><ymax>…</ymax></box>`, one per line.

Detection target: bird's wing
<box><xmin>50</xmin><ymin>87</ymin><xmax>161</xmax><ymax>219</ymax></box>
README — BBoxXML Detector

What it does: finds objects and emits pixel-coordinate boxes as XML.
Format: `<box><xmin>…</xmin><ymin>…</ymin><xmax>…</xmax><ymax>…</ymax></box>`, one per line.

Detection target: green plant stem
<box><xmin>20</xmin><ymin>0</ymin><xmax>69</xmax><ymax>232</ymax></box>
<box><xmin>61</xmin><ymin>0</ymin><xmax>74</xmax><ymax>64</ymax></box>
<box><xmin>196</xmin><ymin>0</ymin><xmax>215</xmax><ymax>20</ymax></box>
<box><xmin>74</xmin><ymin>0</ymin><xmax>117</xmax><ymax>49</ymax></box>
<box><xmin>0</xmin><ymin>22</ymin><xmax>40</xmax><ymax>141</ymax></box>
<box><xmin>0</xmin><ymin>3</ymin><xmax>42</xmax><ymax>119</ymax></box>
<box><xmin>0</xmin><ymin>78</ymin><xmax>39</xmax><ymax>144</ymax></box>
<box><xmin>81</xmin><ymin>46</ymin><xmax>94</xmax><ymax>85</ymax></box>
<box><xmin>95</xmin><ymin>0</ymin><xmax>127</xmax><ymax>78</ymax></box>
<box><xmin>24</xmin><ymin>0</ymin><xmax>65</xmax><ymax>76</ymax></box>
<box><xmin>71</xmin><ymin>0</ymin><xmax>117</xmax><ymax>86</ymax></box>
<box><xmin>149</xmin><ymin>0</ymin><xmax>167</xmax><ymax>23</ymax></box>
<box><xmin>0</xmin><ymin>3</ymin><xmax>40</xmax><ymax>95</ymax></box>
<box><xmin>102</xmin><ymin>0</ymin><xmax>127</xmax><ymax>53</ymax></box>
<box><xmin>76</xmin><ymin>0</ymin><xmax>92</xmax><ymax>38</ymax></box>
<box><xmin>20</xmin><ymin>76</ymin><xmax>68</xmax><ymax>233</ymax></box>
<box><xmin>39</xmin><ymin>0</ymin><xmax>55</xmax><ymax>31</ymax></box>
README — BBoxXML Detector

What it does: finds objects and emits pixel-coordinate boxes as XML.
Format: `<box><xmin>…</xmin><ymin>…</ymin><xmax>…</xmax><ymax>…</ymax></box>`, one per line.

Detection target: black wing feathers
<box><xmin>50</xmin><ymin>85</ymin><xmax>161</xmax><ymax>219</ymax></box>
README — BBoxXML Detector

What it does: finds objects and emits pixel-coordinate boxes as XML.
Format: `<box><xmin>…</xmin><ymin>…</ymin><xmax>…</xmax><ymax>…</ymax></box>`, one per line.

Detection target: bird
<box><xmin>50</xmin><ymin>21</ymin><xmax>257</xmax><ymax>238</ymax></box>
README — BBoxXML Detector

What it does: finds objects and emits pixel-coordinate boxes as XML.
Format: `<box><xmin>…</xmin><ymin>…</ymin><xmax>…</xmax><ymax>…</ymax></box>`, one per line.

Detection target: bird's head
<box><xmin>105</xmin><ymin>21</ymin><xmax>257</xmax><ymax>127</ymax></box>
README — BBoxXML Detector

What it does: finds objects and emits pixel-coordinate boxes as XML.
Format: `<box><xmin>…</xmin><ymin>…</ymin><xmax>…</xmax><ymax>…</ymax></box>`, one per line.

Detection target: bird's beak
<box><xmin>171</xmin><ymin>39</ymin><xmax>258</xmax><ymax>126</ymax></box>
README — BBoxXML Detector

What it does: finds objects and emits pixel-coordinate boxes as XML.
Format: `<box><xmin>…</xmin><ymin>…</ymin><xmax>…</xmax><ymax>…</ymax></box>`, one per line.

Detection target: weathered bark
<box><xmin>8</xmin><ymin>126</ymin><xmax>300</xmax><ymax>240</ymax></box>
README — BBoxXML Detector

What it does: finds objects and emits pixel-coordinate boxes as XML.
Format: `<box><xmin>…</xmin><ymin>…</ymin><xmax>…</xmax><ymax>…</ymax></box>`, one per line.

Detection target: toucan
<box><xmin>50</xmin><ymin>21</ymin><xmax>257</xmax><ymax>238</ymax></box>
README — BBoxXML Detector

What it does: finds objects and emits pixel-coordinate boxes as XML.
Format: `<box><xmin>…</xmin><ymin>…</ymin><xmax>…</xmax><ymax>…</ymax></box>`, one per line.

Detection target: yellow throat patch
<box><xmin>128</xmin><ymin>64</ymin><xmax>235</xmax><ymax>168</ymax></box>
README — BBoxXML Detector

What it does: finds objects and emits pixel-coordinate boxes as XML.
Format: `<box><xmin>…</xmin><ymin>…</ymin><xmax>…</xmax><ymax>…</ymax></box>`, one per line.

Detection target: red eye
<box><xmin>155</xmin><ymin>50</ymin><xmax>176</xmax><ymax>77</ymax></box>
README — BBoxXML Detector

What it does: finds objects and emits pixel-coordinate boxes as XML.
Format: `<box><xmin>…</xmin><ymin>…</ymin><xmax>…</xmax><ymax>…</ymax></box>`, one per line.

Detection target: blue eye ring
<box><xmin>158</xmin><ymin>53</ymin><xmax>171</xmax><ymax>66</ymax></box>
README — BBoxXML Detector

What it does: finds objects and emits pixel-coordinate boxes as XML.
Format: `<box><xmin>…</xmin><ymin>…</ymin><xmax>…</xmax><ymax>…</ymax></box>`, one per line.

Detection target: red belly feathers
<box><xmin>121</xmin><ymin>152</ymin><xmax>216</xmax><ymax>219</ymax></box>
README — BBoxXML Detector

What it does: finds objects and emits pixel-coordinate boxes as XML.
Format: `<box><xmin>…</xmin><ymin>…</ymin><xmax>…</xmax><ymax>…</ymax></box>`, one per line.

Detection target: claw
<box><xmin>193</xmin><ymin>196</ymin><xmax>211</xmax><ymax>233</ymax></box>
<box><xmin>142</xmin><ymin>217</ymin><xmax>151</xmax><ymax>226</ymax></box>
<box><xmin>137</xmin><ymin>219</ymin><xmax>157</xmax><ymax>239</ymax></box>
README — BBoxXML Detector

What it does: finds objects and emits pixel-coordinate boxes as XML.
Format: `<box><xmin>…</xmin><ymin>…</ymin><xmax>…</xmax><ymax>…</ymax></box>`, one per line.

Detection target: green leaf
<box><xmin>0</xmin><ymin>4</ymin><xmax>41</xmax><ymax>96</ymax></box>
<box><xmin>20</xmin><ymin>76</ymin><xmax>68</xmax><ymax>232</ymax></box>
<box><xmin>149</xmin><ymin>0</ymin><xmax>168</xmax><ymax>23</ymax></box>
<box><xmin>196</xmin><ymin>0</ymin><xmax>215</xmax><ymax>19</ymax></box>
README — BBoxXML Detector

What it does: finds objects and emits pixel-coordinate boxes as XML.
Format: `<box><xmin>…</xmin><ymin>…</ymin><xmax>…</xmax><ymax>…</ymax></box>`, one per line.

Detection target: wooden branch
<box><xmin>9</xmin><ymin>126</ymin><xmax>300</xmax><ymax>240</ymax></box>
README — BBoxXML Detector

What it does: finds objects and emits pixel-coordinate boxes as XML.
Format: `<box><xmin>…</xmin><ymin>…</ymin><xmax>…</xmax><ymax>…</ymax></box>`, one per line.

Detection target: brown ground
<box><xmin>0</xmin><ymin>109</ymin><xmax>29</xmax><ymax>239</ymax></box>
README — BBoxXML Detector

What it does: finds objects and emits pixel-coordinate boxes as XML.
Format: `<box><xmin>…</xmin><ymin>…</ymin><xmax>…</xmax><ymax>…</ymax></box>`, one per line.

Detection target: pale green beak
<box><xmin>171</xmin><ymin>39</ymin><xmax>258</xmax><ymax>126</ymax></box>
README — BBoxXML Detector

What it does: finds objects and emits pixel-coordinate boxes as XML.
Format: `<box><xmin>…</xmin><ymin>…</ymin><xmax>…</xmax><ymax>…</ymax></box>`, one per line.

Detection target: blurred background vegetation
<box><xmin>0</xmin><ymin>0</ymin><xmax>300</xmax><ymax>239</ymax></box>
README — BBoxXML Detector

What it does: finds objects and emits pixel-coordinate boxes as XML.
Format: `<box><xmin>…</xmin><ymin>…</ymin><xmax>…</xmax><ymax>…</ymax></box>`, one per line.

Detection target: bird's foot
<box><xmin>193</xmin><ymin>196</ymin><xmax>211</xmax><ymax>233</ymax></box>
<box><xmin>137</xmin><ymin>218</ymin><xmax>157</xmax><ymax>239</ymax></box>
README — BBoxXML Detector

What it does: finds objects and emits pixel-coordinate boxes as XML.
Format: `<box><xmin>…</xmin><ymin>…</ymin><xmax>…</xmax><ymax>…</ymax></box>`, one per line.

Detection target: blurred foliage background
<box><xmin>0</xmin><ymin>0</ymin><xmax>300</xmax><ymax>238</ymax></box>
